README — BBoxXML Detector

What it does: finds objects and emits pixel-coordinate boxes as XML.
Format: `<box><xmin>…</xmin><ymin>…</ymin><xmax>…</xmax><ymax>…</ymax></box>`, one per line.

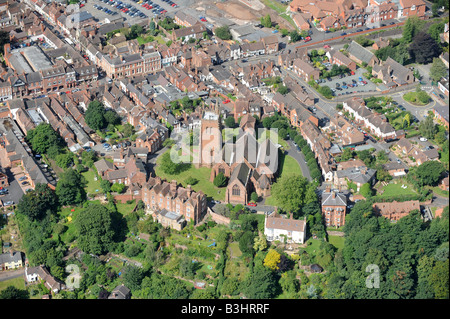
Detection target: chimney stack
<box><xmin>332</xmin><ymin>191</ymin><xmax>336</xmax><ymax>199</ymax></box>
<box><xmin>170</xmin><ymin>180</ymin><xmax>177</xmax><ymax>193</ymax></box>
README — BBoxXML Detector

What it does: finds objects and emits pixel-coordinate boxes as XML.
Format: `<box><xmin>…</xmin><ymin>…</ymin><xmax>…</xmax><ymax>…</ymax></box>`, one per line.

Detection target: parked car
<box><xmin>248</xmin><ymin>202</ymin><xmax>257</xmax><ymax>207</ymax></box>
<box><xmin>18</xmin><ymin>176</ymin><xmax>27</xmax><ymax>181</ymax></box>
<box><xmin>419</xmin><ymin>137</ymin><xmax>428</xmax><ymax>142</ymax></box>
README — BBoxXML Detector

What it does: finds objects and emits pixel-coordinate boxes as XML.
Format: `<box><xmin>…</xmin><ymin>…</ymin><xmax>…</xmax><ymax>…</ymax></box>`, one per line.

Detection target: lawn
<box><xmin>82</xmin><ymin>170</ymin><xmax>103</xmax><ymax>196</ymax></box>
<box><xmin>116</xmin><ymin>201</ymin><xmax>137</xmax><ymax>216</ymax></box>
<box><xmin>228</xmin><ymin>242</ymin><xmax>242</xmax><ymax>258</ymax></box>
<box><xmin>154</xmin><ymin>151</ymin><xmax>225</xmax><ymax>201</ymax></box>
<box><xmin>328</xmin><ymin>235</ymin><xmax>345</xmax><ymax>250</ymax></box>
<box><xmin>262</xmin><ymin>0</ymin><xmax>287</xmax><ymax>14</ymax></box>
<box><xmin>0</xmin><ymin>277</ymin><xmax>25</xmax><ymax>291</ymax></box>
<box><xmin>378</xmin><ymin>181</ymin><xmax>417</xmax><ymax>198</ymax></box>
<box><xmin>278</xmin><ymin>154</ymin><xmax>302</xmax><ymax>178</ymax></box>
<box><xmin>137</xmin><ymin>34</ymin><xmax>166</xmax><ymax>45</ymax></box>
<box><xmin>262</xmin><ymin>154</ymin><xmax>302</xmax><ymax>206</ymax></box>
<box><xmin>303</xmin><ymin>238</ymin><xmax>322</xmax><ymax>255</ymax></box>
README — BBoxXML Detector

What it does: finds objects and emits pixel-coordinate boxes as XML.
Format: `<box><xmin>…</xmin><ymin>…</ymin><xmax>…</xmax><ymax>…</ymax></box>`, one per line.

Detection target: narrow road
<box><xmin>0</xmin><ymin>268</ymin><xmax>25</xmax><ymax>282</ymax></box>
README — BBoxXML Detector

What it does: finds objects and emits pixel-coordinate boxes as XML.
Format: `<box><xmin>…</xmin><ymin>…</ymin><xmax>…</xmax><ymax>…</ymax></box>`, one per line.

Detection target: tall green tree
<box><xmin>75</xmin><ymin>203</ymin><xmax>115</xmax><ymax>255</ymax></box>
<box><xmin>408</xmin><ymin>32</ymin><xmax>442</xmax><ymax>64</ymax></box>
<box><xmin>430</xmin><ymin>57</ymin><xmax>448</xmax><ymax>82</ymax></box>
<box><xmin>55</xmin><ymin>168</ymin><xmax>87</xmax><ymax>206</ymax></box>
<box><xmin>402</xmin><ymin>16</ymin><xmax>425</xmax><ymax>43</ymax></box>
<box><xmin>85</xmin><ymin>100</ymin><xmax>106</xmax><ymax>131</ymax></box>
<box><xmin>26</xmin><ymin>123</ymin><xmax>64</xmax><ymax>156</ymax></box>
<box><xmin>271</xmin><ymin>175</ymin><xmax>309</xmax><ymax>213</ymax></box>
<box><xmin>16</xmin><ymin>183</ymin><xmax>58</xmax><ymax>221</ymax></box>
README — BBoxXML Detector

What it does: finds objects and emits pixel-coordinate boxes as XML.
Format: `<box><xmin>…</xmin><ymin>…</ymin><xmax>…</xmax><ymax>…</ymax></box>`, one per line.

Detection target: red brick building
<box><xmin>372</xmin><ymin>200</ymin><xmax>420</xmax><ymax>221</ymax></box>
<box><xmin>321</xmin><ymin>189</ymin><xmax>348</xmax><ymax>227</ymax></box>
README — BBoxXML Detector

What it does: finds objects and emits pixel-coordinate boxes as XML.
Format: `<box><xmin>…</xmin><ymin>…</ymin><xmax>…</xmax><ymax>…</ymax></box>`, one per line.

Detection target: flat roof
<box><xmin>21</xmin><ymin>46</ymin><xmax>53</xmax><ymax>72</ymax></box>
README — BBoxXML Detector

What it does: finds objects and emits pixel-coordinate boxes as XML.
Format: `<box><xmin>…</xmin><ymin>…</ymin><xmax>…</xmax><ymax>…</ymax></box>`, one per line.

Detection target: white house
<box><xmin>264</xmin><ymin>212</ymin><xmax>307</xmax><ymax>244</ymax></box>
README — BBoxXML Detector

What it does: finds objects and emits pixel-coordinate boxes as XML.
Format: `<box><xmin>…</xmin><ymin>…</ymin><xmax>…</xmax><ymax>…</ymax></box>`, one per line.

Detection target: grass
<box><xmin>280</xmin><ymin>13</ymin><xmax>296</xmax><ymax>28</ymax></box>
<box><xmin>303</xmin><ymin>238</ymin><xmax>322</xmax><ymax>255</ymax></box>
<box><xmin>82</xmin><ymin>169</ymin><xmax>103</xmax><ymax>195</ymax></box>
<box><xmin>278</xmin><ymin>154</ymin><xmax>302</xmax><ymax>178</ymax></box>
<box><xmin>328</xmin><ymin>235</ymin><xmax>345</xmax><ymax>250</ymax></box>
<box><xmin>427</xmin><ymin>186</ymin><xmax>449</xmax><ymax>198</ymax></box>
<box><xmin>154</xmin><ymin>151</ymin><xmax>225</xmax><ymax>201</ymax></box>
<box><xmin>262</xmin><ymin>153</ymin><xmax>302</xmax><ymax>206</ymax></box>
<box><xmin>228</xmin><ymin>242</ymin><xmax>242</xmax><ymax>258</ymax></box>
<box><xmin>378</xmin><ymin>181</ymin><xmax>417</xmax><ymax>198</ymax></box>
<box><xmin>116</xmin><ymin>201</ymin><xmax>137</xmax><ymax>216</ymax></box>
<box><xmin>0</xmin><ymin>277</ymin><xmax>26</xmax><ymax>291</ymax></box>
<box><xmin>262</xmin><ymin>0</ymin><xmax>287</xmax><ymax>14</ymax></box>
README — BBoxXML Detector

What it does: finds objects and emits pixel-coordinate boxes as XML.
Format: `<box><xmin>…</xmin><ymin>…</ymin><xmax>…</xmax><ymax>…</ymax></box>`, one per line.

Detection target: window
<box><xmin>232</xmin><ymin>185</ymin><xmax>240</xmax><ymax>196</ymax></box>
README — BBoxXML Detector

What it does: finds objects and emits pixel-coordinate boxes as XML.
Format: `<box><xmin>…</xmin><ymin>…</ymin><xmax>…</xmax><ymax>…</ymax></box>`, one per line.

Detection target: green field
<box><xmin>0</xmin><ymin>277</ymin><xmax>26</xmax><ymax>291</ymax></box>
<box><xmin>278</xmin><ymin>154</ymin><xmax>302</xmax><ymax>178</ymax></box>
<box><xmin>378</xmin><ymin>181</ymin><xmax>417</xmax><ymax>198</ymax></box>
<box><xmin>262</xmin><ymin>0</ymin><xmax>287</xmax><ymax>14</ymax></box>
<box><xmin>154</xmin><ymin>151</ymin><xmax>225</xmax><ymax>201</ymax></box>
<box><xmin>262</xmin><ymin>154</ymin><xmax>302</xmax><ymax>206</ymax></box>
<box><xmin>328</xmin><ymin>236</ymin><xmax>345</xmax><ymax>250</ymax></box>
<box><xmin>82</xmin><ymin>170</ymin><xmax>103</xmax><ymax>195</ymax></box>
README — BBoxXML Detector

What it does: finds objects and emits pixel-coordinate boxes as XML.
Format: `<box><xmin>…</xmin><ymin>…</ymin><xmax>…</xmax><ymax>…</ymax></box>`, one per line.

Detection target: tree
<box><xmin>261</xmin><ymin>14</ymin><xmax>272</xmax><ymax>28</ymax></box>
<box><xmin>16</xmin><ymin>183</ymin><xmax>58</xmax><ymax>221</ymax></box>
<box><xmin>213</xmin><ymin>173</ymin><xmax>227</xmax><ymax>187</ymax></box>
<box><xmin>402</xmin><ymin>16</ymin><xmax>425</xmax><ymax>43</ymax></box>
<box><xmin>428</xmin><ymin>260</ymin><xmax>449</xmax><ymax>299</ymax></box>
<box><xmin>277</xmin><ymin>85</ymin><xmax>289</xmax><ymax>95</ymax></box>
<box><xmin>55</xmin><ymin>152</ymin><xmax>74</xmax><ymax>169</ymax></box>
<box><xmin>159</xmin><ymin>152</ymin><xmax>189</xmax><ymax>175</ymax></box>
<box><xmin>214</xmin><ymin>25</ymin><xmax>232</xmax><ymax>40</ymax></box>
<box><xmin>184</xmin><ymin>176</ymin><xmax>198</xmax><ymax>186</ymax></box>
<box><xmin>122</xmin><ymin>265</ymin><xmax>144</xmax><ymax>291</ymax></box>
<box><xmin>27</xmin><ymin>123</ymin><xmax>64</xmax><ymax>156</ymax></box>
<box><xmin>224</xmin><ymin>116</ymin><xmax>236</xmax><ymax>128</ymax></box>
<box><xmin>85</xmin><ymin>100</ymin><xmax>106</xmax><ymax>131</ymax></box>
<box><xmin>289</xmin><ymin>30</ymin><xmax>301</xmax><ymax>43</ymax></box>
<box><xmin>0</xmin><ymin>286</ymin><xmax>29</xmax><ymax>299</ymax></box>
<box><xmin>75</xmin><ymin>203</ymin><xmax>115</xmax><ymax>255</ymax></box>
<box><xmin>264</xmin><ymin>249</ymin><xmax>281</xmax><ymax>271</ymax></box>
<box><xmin>242</xmin><ymin>267</ymin><xmax>279</xmax><ymax>299</ymax></box>
<box><xmin>239</xmin><ymin>231</ymin><xmax>255</xmax><ymax>256</ymax></box>
<box><xmin>408</xmin><ymin>32</ymin><xmax>441</xmax><ymax>64</ymax></box>
<box><xmin>419</xmin><ymin>115</ymin><xmax>438</xmax><ymax>139</ymax></box>
<box><xmin>55</xmin><ymin>168</ymin><xmax>87</xmax><ymax>206</ymax></box>
<box><xmin>430</xmin><ymin>57</ymin><xmax>448</xmax><ymax>82</ymax></box>
<box><xmin>111</xmin><ymin>183</ymin><xmax>125</xmax><ymax>194</ymax></box>
<box><xmin>253</xmin><ymin>232</ymin><xmax>268</xmax><ymax>252</ymax></box>
<box><xmin>415</xmin><ymin>161</ymin><xmax>445</xmax><ymax>186</ymax></box>
<box><xmin>428</xmin><ymin>22</ymin><xmax>445</xmax><ymax>43</ymax></box>
<box><xmin>100</xmin><ymin>180</ymin><xmax>111</xmax><ymax>193</ymax></box>
<box><xmin>250</xmin><ymin>192</ymin><xmax>259</xmax><ymax>203</ymax></box>
<box><xmin>104</xmin><ymin>110</ymin><xmax>121</xmax><ymax>126</ymax></box>
<box><xmin>360</xmin><ymin>183</ymin><xmax>373</xmax><ymax>198</ymax></box>
<box><xmin>271</xmin><ymin>175</ymin><xmax>309</xmax><ymax>213</ymax></box>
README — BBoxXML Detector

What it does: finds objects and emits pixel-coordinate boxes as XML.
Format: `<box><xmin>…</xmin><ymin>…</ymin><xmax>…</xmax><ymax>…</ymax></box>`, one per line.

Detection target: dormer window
<box><xmin>411</xmin><ymin>5</ymin><xmax>416</xmax><ymax>10</ymax></box>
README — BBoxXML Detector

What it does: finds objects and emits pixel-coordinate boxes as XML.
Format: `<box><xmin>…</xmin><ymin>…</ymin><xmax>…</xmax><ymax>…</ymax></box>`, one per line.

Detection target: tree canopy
<box><xmin>75</xmin><ymin>203</ymin><xmax>116</xmax><ymax>255</ymax></box>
